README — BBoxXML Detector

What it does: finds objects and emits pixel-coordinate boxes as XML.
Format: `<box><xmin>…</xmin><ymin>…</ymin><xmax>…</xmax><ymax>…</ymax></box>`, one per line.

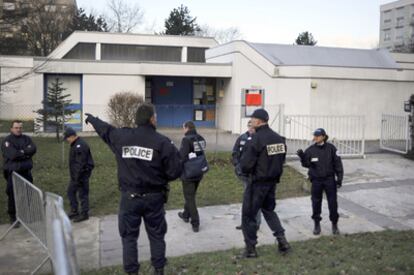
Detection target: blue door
<box><xmin>152</xmin><ymin>76</ymin><xmax>193</xmax><ymax>127</ymax></box>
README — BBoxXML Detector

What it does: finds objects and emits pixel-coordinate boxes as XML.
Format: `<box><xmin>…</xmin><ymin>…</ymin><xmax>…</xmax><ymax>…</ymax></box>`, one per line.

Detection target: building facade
<box><xmin>380</xmin><ymin>0</ymin><xmax>414</xmax><ymax>51</ymax></box>
<box><xmin>1</xmin><ymin>31</ymin><xmax>414</xmax><ymax>140</ymax></box>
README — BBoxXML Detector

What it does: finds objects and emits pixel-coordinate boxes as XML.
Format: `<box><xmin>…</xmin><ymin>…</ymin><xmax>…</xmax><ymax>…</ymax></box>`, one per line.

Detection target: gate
<box><xmin>283</xmin><ymin>115</ymin><xmax>365</xmax><ymax>158</ymax></box>
<box><xmin>380</xmin><ymin>114</ymin><xmax>411</xmax><ymax>154</ymax></box>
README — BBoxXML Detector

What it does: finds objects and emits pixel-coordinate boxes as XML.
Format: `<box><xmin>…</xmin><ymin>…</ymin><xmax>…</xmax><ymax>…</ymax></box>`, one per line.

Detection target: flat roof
<box><xmin>248</xmin><ymin>42</ymin><xmax>400</xmax><ymax>69</ymax></box>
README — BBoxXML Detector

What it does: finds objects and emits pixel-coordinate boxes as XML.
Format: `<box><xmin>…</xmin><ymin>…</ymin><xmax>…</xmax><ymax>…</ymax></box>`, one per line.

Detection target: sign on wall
<box><xmin>241</xmin><ymin>88</ymin><xmax>265</xmax><ymax>117</ymax></box>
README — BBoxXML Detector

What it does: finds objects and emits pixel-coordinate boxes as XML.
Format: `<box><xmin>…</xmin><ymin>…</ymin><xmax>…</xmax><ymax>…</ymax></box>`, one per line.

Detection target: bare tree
<box><xmin>24</xmin><ymin>0</ymin><xmax>76</xmax><ymax>56</ymax></box>
<box><xmin>107</xmin><ymin>92</ymin><xmax>144</xmax><ymax>127</ymax></box>
<box><xmin>104</xmin><ymin>0</ymin><xmax>144</xmax><ymax>33</ymax></box>
<box><xmin>197</xmin><ymin>25</ymin><xmax>242</xmax><ymax>44</ymax></box>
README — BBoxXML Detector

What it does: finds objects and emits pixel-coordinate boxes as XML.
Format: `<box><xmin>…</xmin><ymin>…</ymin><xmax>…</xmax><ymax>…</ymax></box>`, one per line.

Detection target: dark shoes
<box><xmin>235</xmin><ymin>225</ymin><xmax>242</xmax><ymax>230</ymax></box>
<box><xmin>73</xmin><ymin>214</ymin><xmax>89</xmax><ymax>223</ymax></box>
<box><xmin>239</xmin><ymin>245</ymin><xmax>258</xmax><ymax>258</ymax></box>
<box><xmin>192</xmin><ymin>225</ymin><xmax>200</xmax><ymax>233</ymax></box>
<box><xmin>332</xmin><ymin>223</ymin><xmax>340</xmax><ymax>235</ymax></box>
<box><xmin>154</xmin><ymin>267</ymin><xmax>164</xmax><ymax>275</ymax></box>
<box><xmin>313</xmin><ymin>221</ymin><xmax>321</xmax><ymax>235</ymax></box>
<box><xmin>178</xmin><ymin>212</ymin><xmax>189</xmax><ymax>223</ymax></box>
<box><xmin>277</xmin><ymin>236</ymin><xmax>291</xmax><ymax>254</ymax></box>
<box><xmin>68</xmin><ymin>210</ymin><xmax>79</xmax><ymax>220</ymax></box>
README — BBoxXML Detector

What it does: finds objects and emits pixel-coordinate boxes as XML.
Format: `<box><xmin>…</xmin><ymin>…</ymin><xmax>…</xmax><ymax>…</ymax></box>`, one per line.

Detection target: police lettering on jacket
<box><xmin>69</xmin><ymin>137</ymin><xmax>94</xmax><ymax>184</ymax></box>
<box><xmin>88</xmin><ymin>116</ymin><xmax>182</xmax><ymax>192</ymax></box>
<box><xmin>1</xmin><ymin>134</ymin><xmax>36</xmax><ymax>172</ymax></box>
<box><xmin>300</xmin><ymin>143</ymin><xmax>343</xmax><ymax>181</ymax></box>
<box><xmin>240</xmin><ymin>124</ymin><xmax>286</xmax><ymax>184</ymax></box>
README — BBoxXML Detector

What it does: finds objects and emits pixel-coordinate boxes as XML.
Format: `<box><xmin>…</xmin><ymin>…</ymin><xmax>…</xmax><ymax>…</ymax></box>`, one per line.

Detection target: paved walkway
<box><xmin>0</xmin><ymin>154</ymin><xmax>413</xmax><ymax>274</ymax></box>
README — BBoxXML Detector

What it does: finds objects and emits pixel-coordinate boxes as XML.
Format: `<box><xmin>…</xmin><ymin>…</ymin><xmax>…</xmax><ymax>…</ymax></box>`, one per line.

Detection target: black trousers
<box><xmin>181</xmin><ymin>180</ymin><xmax>200</xmax><ymax>226</ymax></box>
<box><xmin>242</xmin><ymin>182</ymin><xmax>285</xmax><ymax>247</ymax></box>
<box><xmin>311</xmin><ymin>177</ymin><xmax>339</xmax><ymax>224</ymax></box>
<box><xmin>118</xmin><ymin>192</ymin><xmax>167</xmax><ymax>273</ymax></box>
<box><xmin>67</xmin><ymin>174</ymin><xmax>90</xmax><ymax>215</ymax></box>
<box><xmin>4</xmin><ymin>170</ymin><xmax>33</xmax><ymax>221</ymax></box>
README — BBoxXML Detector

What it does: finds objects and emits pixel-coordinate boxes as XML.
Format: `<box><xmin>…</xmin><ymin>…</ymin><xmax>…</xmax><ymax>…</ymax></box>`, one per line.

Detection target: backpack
<box><xmin>182</xmin><ymin>138</ymin><xmax>209</xmax><ymax>180</ymax></box>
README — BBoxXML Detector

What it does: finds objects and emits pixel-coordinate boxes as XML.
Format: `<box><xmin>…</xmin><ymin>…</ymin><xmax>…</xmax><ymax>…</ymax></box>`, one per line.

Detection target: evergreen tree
<box><xmin>164</xmin><ymin>5</ymin><xmax>200</xmax><ymax>35</ymax></box>
<box><xmin>295</xmin><ymin>31</ymin><xmax>317</xmax><ymax>46</ymax></box>
<box><xmin>34</xmin><ymin>78</ymin><xmax>76</xmax><ymax>141</ymax></box>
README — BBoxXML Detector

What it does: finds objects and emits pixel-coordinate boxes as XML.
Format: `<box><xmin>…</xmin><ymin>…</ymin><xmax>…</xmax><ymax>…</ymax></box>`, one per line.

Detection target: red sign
<box><xmin>245</xmin><ymin>93</ymin><xmax>262</xmax><ymax>106</ymax></box>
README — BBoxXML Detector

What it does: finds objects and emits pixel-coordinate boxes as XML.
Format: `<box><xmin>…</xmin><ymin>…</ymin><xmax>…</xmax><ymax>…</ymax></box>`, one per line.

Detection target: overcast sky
<box><xmin>77</xmin><ymin>0</ymin><xmax>393</xmax><ymax>48</ymax></box>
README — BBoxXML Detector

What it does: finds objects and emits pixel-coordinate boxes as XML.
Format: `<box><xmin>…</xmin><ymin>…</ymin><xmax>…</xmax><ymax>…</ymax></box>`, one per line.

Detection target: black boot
<box><xmin>239</xmin><ymin>244</ymin><xmax>258</xmax><ymax>258</ymax></box>
<box><xmin>313</xmin><ymin>221</ymin><xmax>321</xmax><ymax>235</ymax></box>
<box><xmin>277</xmin><ymin>236</ymin><xmax>291</xmax><ymax>254</ymax></box>
<box><xmin>73</xmin><ymin>213</ymin><xmax>89</xmax><ymax>223</ymax></box>
<box><xmin>178</xmin><ymin>212</ymin><xmax>189</xmax><ymax>223</ymax></box>
<box><xmin>154</xmin><ymin>267</ymin><xmax>164</xmax><ymax>275</ymax></box>
<box><xmin>192</xmin><ymin>224</ymin><xmax>200</xmax><ymax>233</ymax></box>
<box><xmin>68</xmin><ymin>210</ymin><xmax>79</xmax><ymax>219</ymax></box>
<box><xmin>332</xmin><ymin>223</ymin><xmax>340</xmax><ymax>235</ymax></box>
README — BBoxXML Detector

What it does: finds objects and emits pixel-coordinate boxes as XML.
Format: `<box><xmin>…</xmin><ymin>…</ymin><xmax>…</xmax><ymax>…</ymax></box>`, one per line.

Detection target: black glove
<box><xmin>296</xmin><ymin>149</ymin><xmax>305</xmax><ymax>159</ymax></box>
<box><xmin>336</xmin><ymin>180</ymin><xmax>342</xmax><ymax>188</ymax></box>
<box><xmin>85</xmin><ymin>113</ymin><xmax>94</xmax><ymax>125</ymax></box>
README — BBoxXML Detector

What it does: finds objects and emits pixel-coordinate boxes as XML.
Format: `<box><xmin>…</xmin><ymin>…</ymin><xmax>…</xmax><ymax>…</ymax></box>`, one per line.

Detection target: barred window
<box><xmin>63</xmin><ymin>43</ymin><xmax>96</xmax><ymax>60</ymax></box>
<box><xmin>101</xmin><ymin>44</ymin><xmax>182</xmax><ymax>62</ymax></box>
<box><xmin>187</xmin><ymin>47</ymin><xmax>207</xmax><ymax>63</ymax></box>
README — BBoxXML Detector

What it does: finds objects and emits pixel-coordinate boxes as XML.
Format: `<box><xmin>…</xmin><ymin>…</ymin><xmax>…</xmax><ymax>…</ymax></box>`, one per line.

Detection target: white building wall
<box><xmin>309</xmin><ymin>79</ymin><xmax>413</xmax><ymax>140</ymax></box>
<box><xmin>82</xmin><ymin>74</ymin><xmax>145</xmax><ymax>130</ymax></box>
<box><xmin>0</xmin><ymin>57</ymin><xmax>42</xmax><ymax>120</ymax></box>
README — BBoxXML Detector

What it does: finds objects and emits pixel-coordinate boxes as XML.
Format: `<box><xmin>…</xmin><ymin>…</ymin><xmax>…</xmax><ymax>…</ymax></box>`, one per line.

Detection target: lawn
<box><xmin>0</xmin><ymin>137</ymin><xmax>308</xmax><ymax>224</ymax></box>
<box><xmin>84</xmin><ymin>230</ymin><xmax>414</xmax><ymax>275</ymax></box>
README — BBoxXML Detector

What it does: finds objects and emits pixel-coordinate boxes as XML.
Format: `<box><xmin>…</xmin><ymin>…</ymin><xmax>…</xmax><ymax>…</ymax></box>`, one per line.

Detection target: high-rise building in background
<box><xmin>380</xmin><ymin>0</ymin><xmax>414</xmax><ymax>51</ymax></box>
<box><xmin>0</xmin><ymin>0</ymin><xmax>77</xmax><ymax>55</ymax></box>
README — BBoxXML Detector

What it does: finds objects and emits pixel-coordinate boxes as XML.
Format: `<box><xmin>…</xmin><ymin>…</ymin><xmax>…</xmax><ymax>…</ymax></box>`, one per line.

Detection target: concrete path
<box><xmin>0</xmin><ymin>153</ymin><xmax>413</xmax><ymax>274</ymax></box>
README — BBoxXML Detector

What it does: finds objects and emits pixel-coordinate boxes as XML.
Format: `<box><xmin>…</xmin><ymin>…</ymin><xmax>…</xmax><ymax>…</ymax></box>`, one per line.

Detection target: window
<box><xmin>3</xmin><ymin>2</ymin><xmax>16</xmax><ymax>10</ymax></box>
<box><xmin>101</xmin><ymin>44</ymin><xmax>182</xmax><ymax>62</ymax></box>
<box><xmin>187</xmin><ymin>47</ymin><xmax>207</xmax><ymax>63</ymax></box>
<box><xmin>383</xmin><ymin>10</ymin><xmax>391</xmax><ymax>23</ymax></box>
<box><xmin>395</xmin><ymin>28</ymin><xmax>404</xmax><ymax>40</ymax></box>
<box><xmin>63</xmin><ymin>43</ymin><xmax>96</xmax><ymax>60</ymax></box>
<box><xmin>397</xmin><ymin>16</ymin><xmax>405</xmax><ymax>27</ymax></box>
<box><xmin>384</xmin><ymin>29</ymin><xmax>391</xmax><ymax>41</ymax></box>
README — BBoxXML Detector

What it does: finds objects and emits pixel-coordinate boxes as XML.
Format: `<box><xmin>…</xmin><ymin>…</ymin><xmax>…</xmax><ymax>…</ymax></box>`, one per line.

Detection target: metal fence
<box><xmin>0</xmin><ymin>172</ymin><xmax>49</xmax><ymax>274</ymax></box>
<box><xmin>0</xmin><ymin>173</ymin><xmax>79</xmax><ymax>275</ymax></box>
<box><xmin>0</xmin><ymin>104</ymin><xmax>365</xmax><ymax>158</ymax></box>
<box><xmin>283</xmin><ymin>115</ymin><xmax>365</xmax><ymax>158</ymax></box>
<box><xmin>380</xmin><ymin>114</ymin><xmax>411</xmax><ymax>154</ymax></box>
<box><xmin>46</xmin><ymin>193</ymin><xmax>79</xmax><ymax>275</ymax></box>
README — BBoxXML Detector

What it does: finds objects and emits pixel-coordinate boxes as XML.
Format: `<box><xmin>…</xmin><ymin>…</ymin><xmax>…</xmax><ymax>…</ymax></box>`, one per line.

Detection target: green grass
<box><xmin>0</xmin><ymin>137</ymin><xmax>308</xmax><ymax>223</ymax></box>
<box><xmin>84</xmin><ymin>230</ymin><xmax>414</xmax><ymax>275</ymax></box>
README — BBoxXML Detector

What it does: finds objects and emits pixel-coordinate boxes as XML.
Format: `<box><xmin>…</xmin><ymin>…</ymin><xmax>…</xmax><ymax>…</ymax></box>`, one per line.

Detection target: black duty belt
<box><xmin>126</xmin><ymin>189</ymin><xmax>163</xmax><ymax>199</ymax></box>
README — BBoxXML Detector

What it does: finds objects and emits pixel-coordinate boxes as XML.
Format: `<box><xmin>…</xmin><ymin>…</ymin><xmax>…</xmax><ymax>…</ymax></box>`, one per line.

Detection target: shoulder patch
<box><xmin>247</xmin><ymin>137</ymin><xmax>252</xmax><ymax>140</ymax></box>
<box><xmin>122</xmin><ymin>146</ymin><xmax>153</xmax><ymax>161</ymax></box>
<box><xmin>5</xmin><ymin>141</ymin><xmax>9</xmax><ymax>147</ymax></box>
<box><xmin>76</xmin><ymin>144</ymin><xmax>81</xmax><ymax>148</ymax></box>
<box><xmin>267</xmin><ymin>143</ymin><xmax>286</xmax><ymax>155</ymax></box>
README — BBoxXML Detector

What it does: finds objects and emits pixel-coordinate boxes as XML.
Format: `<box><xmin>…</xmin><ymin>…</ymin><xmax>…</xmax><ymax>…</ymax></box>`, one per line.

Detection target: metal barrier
<box><xmin>0</xmin><ymin>173</ymin><xmax>79</xmax><ymax>275</ymax></box>
<box><xmin>282</xmin><ymin>115</ymin><xmax>366</xmax><ymax>158</ymax></box>
<box><xmin>380</xmin><ymin>114</ymin><xmax>411</xmax><ymax>154</ymax></box>
<box><xmin>0</xmin><ymin>172</ymin><xmax>50</xmax><ymax>274</ymax></box>
<box><xmin>46</xmin><ymin>193</ymin><xmax>79</xmax><ymax>275</ymax></box>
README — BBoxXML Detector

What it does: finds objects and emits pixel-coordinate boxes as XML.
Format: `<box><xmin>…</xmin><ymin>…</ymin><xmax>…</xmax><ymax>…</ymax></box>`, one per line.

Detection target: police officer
<box><xmin>297</xmin><ymin>128</ymin><xmax>344</xmax><ymax>235</ymax></box>
<box><xmin>1</xmin><ymin>120</ymin><xmax>36</xmax><ymax>227</ymax></box>
<box><xmin>232</xmin><ymin>120</ymin><xmax>261</xmax><ymax>230</ymax></box>
<box><xmin>85</xmin><ymin>103</ymin><xmax>182</xmax><ymax>275</ymax></box>
<box><xmin>239</xmin><ymin>109</ymin><xmax>290</xmax><ymax>258</ymax></box>
<box><xmin>63</xmin><ymin>127</ymin><xmax>94</xmax><ymax>223</ymax></box>
<box><xmin>177</xmin><ymin>121</ymin><xmax>206</xmax><ymax>233</ymax></box>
